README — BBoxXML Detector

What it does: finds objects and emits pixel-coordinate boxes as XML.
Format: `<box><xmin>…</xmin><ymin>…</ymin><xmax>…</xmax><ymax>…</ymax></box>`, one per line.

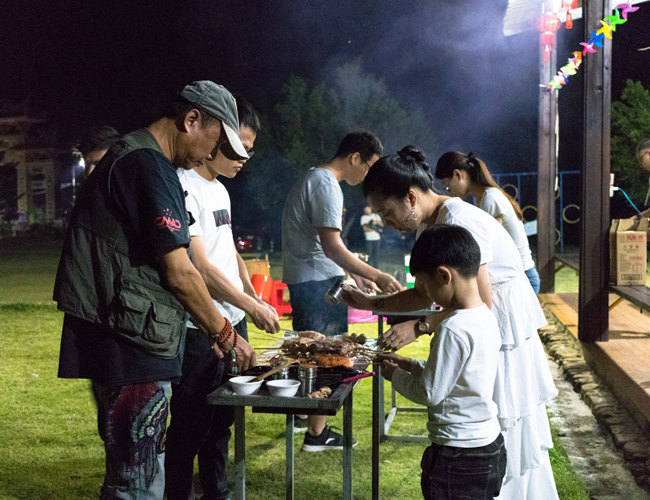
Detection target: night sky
<box><xmin>1</xmin><ymin>0</ymin><xmax>649</xmax><ymax>172</ymax></box>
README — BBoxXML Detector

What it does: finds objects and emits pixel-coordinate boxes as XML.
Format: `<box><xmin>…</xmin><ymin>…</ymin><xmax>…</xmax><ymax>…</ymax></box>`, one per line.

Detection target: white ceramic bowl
<box><xmin>230</xmin><ymin>376</ymin><xmax>263</xmax><ymax>395</ymax></box>
<box><xmin>266</xmin><ymin>379</ymin><xmax>301</xmax><ymax>397</ymax></box>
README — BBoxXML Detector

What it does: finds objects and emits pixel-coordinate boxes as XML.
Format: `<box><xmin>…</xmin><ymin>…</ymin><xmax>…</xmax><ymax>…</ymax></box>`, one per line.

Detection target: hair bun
<box><xmin>398</xmin><ymin>145</ymin><xmax>426</xmax><ymax>164</ymax></box>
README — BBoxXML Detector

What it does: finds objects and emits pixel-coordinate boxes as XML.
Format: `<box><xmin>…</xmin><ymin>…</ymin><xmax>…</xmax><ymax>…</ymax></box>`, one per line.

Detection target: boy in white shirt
<box><xmin>379</xmin><ymin>224</ymin><xmax>506</xmax><ymax>500</ymax></box>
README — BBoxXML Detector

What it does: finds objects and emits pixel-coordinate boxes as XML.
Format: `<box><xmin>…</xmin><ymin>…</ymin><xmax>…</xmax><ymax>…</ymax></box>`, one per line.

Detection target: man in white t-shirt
<box><xmin>360</xmin><ymin>205</ymin><xmax>383</xmax><ymax>268</ymax></box>
<box><xmin>166</xmin><ymin>97</ymin><xmax>280</xmax><ymax>500</ymax></box>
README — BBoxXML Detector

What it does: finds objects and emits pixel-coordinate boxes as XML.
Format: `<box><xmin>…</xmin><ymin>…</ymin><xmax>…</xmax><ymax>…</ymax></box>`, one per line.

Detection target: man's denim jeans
<box><xmin>420</xmin><ymin>433</ymin><xmax>507</xmax><ymax>500</ymax></box>
<box><xmin>525</xmin><ymin>267</ymin><xmax>541</xmax><ymax>295</ymax></box>
<box><xmin>287</xmin><ymin>276</ymin><xmax>348</xmax><ymax>336</ymax></box>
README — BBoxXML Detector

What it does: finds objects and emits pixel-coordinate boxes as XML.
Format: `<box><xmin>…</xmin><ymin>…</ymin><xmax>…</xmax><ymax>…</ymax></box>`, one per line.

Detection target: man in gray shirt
<box><xmin>282</xmin><ymin>131</ymin><xmax>402</xmax><ymax>450</ymax></box>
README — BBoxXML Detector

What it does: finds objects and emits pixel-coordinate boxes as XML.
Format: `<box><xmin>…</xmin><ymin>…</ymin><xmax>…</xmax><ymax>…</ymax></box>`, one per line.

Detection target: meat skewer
<box><xmin>259</xmin><ymin>330</ymin><xmax>376</xmax><ymax>368</ymax></box>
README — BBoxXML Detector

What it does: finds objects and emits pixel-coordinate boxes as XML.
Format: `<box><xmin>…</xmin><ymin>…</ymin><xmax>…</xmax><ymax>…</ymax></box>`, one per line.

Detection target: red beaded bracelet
<box><xmin>215</xmin><ymin>318</ymin><xmax>233</xmax><ymax>347</ymax></box>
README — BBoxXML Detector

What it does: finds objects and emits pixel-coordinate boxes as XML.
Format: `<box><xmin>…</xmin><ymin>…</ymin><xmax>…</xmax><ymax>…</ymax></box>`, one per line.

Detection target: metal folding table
<box><xmin>371</xmin><ymin>309</ymin><xmax>430</xmax><ymax>500</ymax></box>
<box><xmin>207</xmin><ymin>378</ymin><xmax>357</xmax><ymax>500</ymax></box>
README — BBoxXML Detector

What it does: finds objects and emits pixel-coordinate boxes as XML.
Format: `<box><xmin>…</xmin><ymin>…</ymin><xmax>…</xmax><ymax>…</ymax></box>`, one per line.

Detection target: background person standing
<box><xmin>360</xmin><ymin>205</ymin><xmax>383</xmax><ymax>269</ymax></box>
<box><xmin>77</xmin><ymin>125</ymin><xmax>120</xmax><ymax>178</ymax></box>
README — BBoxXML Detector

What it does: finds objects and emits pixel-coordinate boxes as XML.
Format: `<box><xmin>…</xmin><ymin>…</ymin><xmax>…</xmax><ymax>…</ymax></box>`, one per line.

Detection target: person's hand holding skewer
<box><xmin>378</xmin><ymin>320</ymin><xmax>418</xmax><ymax>351</ymax></box>
<box><xmin>378</xmin><ymin>309</ymin><xmax>452</xmax><ymax>351</ymax></box>
<box><xmin>377</xmin><ymin>352</ymin><xmax>411</xmax><ymax>369</ymax></box>
<box><xmin>351</xmin><ymin>273</ymin><xmax>379</xmax><ymax>294</ymax></box>
<box><xmin>374</xmin><ymin>272</ymin><xmax>403</xmax><ymax>294</ymax></box>
<box><xmin>377</xmin><ymin>352</ymin><xmax>411</xmax><ymax>381</ymax></box>
<box><xmin>224</xmin><ymin>335</ymin><xmax>257</xmax><ymax>374</ymax></box>
<box><xmin>191</xmin><ymin>315</ymin><xmax>257</xmax><ymax>374</ymax></box>
<box><xmin>249</xmin><ymin>298</ymin><xmax>281</xmax><ymax>334</ymax></box>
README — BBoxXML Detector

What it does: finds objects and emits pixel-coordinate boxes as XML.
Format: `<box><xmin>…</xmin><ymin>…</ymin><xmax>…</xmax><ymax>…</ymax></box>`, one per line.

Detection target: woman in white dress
<box><xmin>344</xmin><ymin>146</ymin><xmax>558</xmax><ymax>500</ymax></box>
<box><xmin>434</xmin><ymin>151</ymin><xmax>540</xmax><ymax>294</ymax></box>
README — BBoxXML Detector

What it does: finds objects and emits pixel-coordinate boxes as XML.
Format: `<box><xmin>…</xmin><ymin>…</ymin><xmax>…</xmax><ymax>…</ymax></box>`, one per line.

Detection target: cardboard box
<box><xmin>609</xmin><ymin>217</ymin><xmax>648</xmax><ymax>285</ymax></box>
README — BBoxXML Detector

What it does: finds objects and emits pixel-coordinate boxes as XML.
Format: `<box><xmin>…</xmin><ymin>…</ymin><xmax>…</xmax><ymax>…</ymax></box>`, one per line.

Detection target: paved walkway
<box><xmin>547</xmin><ymin>358</ymin><xmax>650</xmax><ymax>500</ymax></box>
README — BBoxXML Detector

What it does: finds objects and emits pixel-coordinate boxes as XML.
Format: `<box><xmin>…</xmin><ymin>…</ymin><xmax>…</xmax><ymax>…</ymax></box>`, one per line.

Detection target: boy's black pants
<box><xmin>421</xmin><ymin>433</ymin><xmax>506</xmax><ymax>500</ymax></box>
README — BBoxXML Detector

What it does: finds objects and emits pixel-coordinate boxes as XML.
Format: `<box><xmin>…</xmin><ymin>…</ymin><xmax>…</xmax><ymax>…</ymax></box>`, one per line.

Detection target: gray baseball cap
<box><xmin>179</xmin><ymin>80</ymin><xmax>249</xmax><ymax>161</ymax></box>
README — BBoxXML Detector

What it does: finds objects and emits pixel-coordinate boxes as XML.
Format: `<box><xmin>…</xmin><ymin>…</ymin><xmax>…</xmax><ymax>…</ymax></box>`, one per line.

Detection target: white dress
<box><xmin>433</xmin><ymin>198</ymin><xmax>559</xmax><ymax>500</ymax></box>
<box><xmin>478</xmin><ymin>187</ymin><xmax>535</xmax><ymax>272</ymax></box>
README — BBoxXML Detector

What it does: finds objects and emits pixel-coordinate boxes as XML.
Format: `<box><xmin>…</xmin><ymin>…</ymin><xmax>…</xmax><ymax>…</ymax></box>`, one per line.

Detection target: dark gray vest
<box><xmin>53</xmin><ymin>129</ymin><xmax>185</xmax><ymax>359</ymax></box>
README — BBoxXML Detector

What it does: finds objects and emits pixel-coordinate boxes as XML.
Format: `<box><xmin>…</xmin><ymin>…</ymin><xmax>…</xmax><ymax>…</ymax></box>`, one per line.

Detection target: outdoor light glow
<box><xmin>78</xmin><ymin>157</ymin><xmax>85</xmax><ymax>168</ymax></box>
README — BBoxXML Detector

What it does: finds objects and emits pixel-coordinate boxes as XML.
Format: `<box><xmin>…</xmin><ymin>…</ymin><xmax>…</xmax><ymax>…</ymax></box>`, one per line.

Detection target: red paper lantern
<box><xmin>540</xmin><ymin>12</ymin><xmax>562</xmax><ymax>32</ymax></box>
<box><xmin>566</xmin><ymin>11</ymin><xmax>573</xmax><ymax>29</ymax></box>
<box><xmin>540</xmin><ymin>32</ymin><xmax>556</xmax><ymax>47</ymax></box>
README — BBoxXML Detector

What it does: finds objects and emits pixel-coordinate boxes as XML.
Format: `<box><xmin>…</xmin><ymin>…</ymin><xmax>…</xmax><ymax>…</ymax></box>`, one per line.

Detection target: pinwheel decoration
<box><xmin>580</xmin><ymin>42</ymin><xmax>597</xmax><ymax>55</ymax></box>
<box><xmin>588</xmin><ymin>31</ymin><xmax>605</xmax><ymax>47</ymax></box>
<box><xmin>604</xmin><ymin>9</ymin><xmax>627</xmax><ymax>30</ymax></box>
<box><xmin>547</xmin><ymin>2</ymin><xmax>641</xmax><ymax>92</ymax></box>
<box><xmin>616</xmin><ymin>0</ymin><xmax>639</xmax><ymax>20</ymax></box>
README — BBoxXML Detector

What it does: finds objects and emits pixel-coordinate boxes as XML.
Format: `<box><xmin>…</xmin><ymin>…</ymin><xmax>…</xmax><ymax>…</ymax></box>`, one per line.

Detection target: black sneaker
<box><xmin>302</xmin><ymin>425</ymin><xmax>358</xmax><ymax>452</ymax></box>
<box><xmin>293</xmin><ymin>416</ymin><xmax>308</xmax><ymax>434</ymax></box>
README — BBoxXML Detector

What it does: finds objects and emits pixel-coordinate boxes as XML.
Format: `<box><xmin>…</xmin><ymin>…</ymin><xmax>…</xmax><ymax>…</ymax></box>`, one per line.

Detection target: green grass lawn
<box><xmin>0</xmin><ymin>238</ymin><xmax>62</xmax><ymax>304</ymax></box>
<box><xmin>0</xmin><ymin>237</ymin><xmax>590</xmax><ymax>499</ymax></box>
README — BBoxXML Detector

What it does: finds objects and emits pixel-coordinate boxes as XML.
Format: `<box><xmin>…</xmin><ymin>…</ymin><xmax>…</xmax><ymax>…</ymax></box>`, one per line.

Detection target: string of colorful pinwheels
<box><xmin>548</xmin><ymin>1</ymin><xmax>640</xmax><ymax>91</ymax></box>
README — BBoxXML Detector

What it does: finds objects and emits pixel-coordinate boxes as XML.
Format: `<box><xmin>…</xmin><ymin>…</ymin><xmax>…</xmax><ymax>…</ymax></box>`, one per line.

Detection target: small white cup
<box><xmin>230</xmin><ymin>375</ymin><xmax>263</xmax><ymax>395</ymax></box>
<box><xmin>266</xmin><ymin>379</ymin><xmax>301</xmax><ymax>397</ymax></box>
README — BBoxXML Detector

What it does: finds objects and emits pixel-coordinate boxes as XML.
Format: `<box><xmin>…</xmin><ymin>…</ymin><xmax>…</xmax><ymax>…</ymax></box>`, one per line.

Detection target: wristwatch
<box><xmin>415</xmin><ymin>317</ymin><xmax>431</xmax><ymax>335</ymax></box>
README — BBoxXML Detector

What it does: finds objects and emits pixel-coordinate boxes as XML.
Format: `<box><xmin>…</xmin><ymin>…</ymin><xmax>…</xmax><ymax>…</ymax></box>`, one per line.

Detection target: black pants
<box><xmin>165</xmin><ymin>319</ymin><xmax>248</xmax><ymax>500</ymax></box>
<box><xmin>365</xmin><ymin>239</ymin><xmax>381</xmax><ymax>269</ymax></box>
<box><xmin>421</xmin><ymin>433</ymin><xmax>506</xmax><ymax>500</ymax></box>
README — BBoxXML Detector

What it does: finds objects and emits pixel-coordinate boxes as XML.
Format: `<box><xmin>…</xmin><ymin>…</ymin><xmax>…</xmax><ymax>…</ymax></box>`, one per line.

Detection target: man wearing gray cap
<box><xmin>54</xmin><ymin>80</ymin><xmax>255</xmax><ymax>499</ymax></box>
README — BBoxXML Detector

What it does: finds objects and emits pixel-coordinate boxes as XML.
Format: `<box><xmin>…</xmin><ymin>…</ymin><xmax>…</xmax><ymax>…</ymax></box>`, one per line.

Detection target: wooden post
<box><xmin>579</xmin><ymin>0</ymin><xmax>611</xmax><ymax>342</ymax></box>
<box><xmin>537</xmin><ymin>31</ymin><xmax>557</xmax><ymax>293</ymax></box>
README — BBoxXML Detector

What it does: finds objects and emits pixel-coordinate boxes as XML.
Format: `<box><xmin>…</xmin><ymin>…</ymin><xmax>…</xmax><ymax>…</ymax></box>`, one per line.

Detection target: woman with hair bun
<box><xmin>344</xmin><ymin>146</ymin><xmax>558</xmax><ymax>500</ymax></box>
<box><xmin>435</xmin><ymin>151</ymin><xmax>540</xmax><ymax>294</ymax></box>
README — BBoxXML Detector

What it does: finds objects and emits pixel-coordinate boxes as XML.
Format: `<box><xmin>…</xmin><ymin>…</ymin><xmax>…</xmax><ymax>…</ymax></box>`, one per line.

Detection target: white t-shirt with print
<box><xmin>479</xmin><ymin>188</ymin><xmax>534</xmax><ymax>271</ymax></box>
<box><xmin>360</xmin><ymin>214</ymin><xmax>382</xmax><ymax>241</ymax></box>
<box><xmin>178</xmin><ymin>168</ymin><xmax>245</xmax><ymax>326</ymax></box>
